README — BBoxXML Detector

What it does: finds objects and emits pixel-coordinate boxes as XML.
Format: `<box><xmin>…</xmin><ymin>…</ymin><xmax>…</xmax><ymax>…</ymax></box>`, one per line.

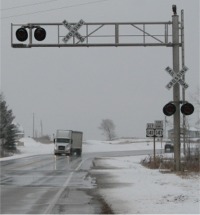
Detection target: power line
<box><xmin>1</xmin><ymin>0</ymin><xmax>60</xmax><ymax>11</ymax></box>
<box><xmin>1</xmin><ymin>0</ymin><xmax>110</xmax><ymax>19</ymax></box>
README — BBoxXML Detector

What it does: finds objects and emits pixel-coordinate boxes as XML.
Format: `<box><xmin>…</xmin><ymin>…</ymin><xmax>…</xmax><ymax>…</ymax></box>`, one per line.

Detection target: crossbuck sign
<box><xmin>165</xmin><ymin>65</ymin><xmax>189</xmax><ymax>90</ymax></box>
<box><xmin>62</xmin><ymin>19</ymin><xmax>85</xmax><ymax>43</ymax></box>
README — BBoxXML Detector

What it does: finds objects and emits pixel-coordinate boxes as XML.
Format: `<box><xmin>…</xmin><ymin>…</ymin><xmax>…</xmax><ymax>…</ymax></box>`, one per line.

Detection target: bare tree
<box><xmin>99</xmin><ymin>119</ymin><xmax>116</xmax><ymax>140</ymax></box>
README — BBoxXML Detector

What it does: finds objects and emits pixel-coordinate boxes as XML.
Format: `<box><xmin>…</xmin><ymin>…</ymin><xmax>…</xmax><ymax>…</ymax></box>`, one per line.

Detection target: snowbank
<box><xmin>0</xmin><ymin>138</ymin><xmax>54</xmax><ymax>161</ymax></box>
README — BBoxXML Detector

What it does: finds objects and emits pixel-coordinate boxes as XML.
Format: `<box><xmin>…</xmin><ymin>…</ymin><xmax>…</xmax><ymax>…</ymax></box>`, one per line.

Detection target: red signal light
<box><xmin>163</xmin><ymin>103</ymin><xmax>176</xmax><ymax>116</ymax></box>
<box><xmin>34</xmin><ymin>27</ymin><xmax>46</xmax><ymax>41</ymax></box>
<box><xmin>16</xmin><ymin>28</ymin><xmax>28</xmax><ymax>42</ymax></box>
<box><xmin>181</xmin><ymin>103</ymin><xmax>194</xmax><ymax>115</ymax></box>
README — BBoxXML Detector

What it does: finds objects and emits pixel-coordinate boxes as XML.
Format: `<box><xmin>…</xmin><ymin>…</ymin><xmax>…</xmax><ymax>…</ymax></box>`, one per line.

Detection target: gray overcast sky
<box><xmin>0</xmin><ymin>0</ymin><xmax>199</xmax><ymax>140</ymax></box>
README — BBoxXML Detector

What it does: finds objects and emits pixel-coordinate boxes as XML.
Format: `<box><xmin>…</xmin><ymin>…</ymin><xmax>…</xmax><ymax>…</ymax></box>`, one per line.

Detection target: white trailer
<box><xmin>71</xmin><ymin>131</ymin><xmax>83</xmax><ymax>156</ymax></box>
<box><xmin>54</xmin><ymin>130</ymin><xmax>72</xmax><ymax>156</ymax></box>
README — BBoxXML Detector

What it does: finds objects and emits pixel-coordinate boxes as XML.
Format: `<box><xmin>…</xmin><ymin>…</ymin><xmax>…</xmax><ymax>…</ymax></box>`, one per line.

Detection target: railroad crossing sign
<box><xmin>62</xmin><ymin>19</ymin><xmax>85</xmax><ymax>43</ymax></box>
<box><xmin>165</xmin><ymin>65</ymin><xmax>189</xmax><ymax>90</ymax></box>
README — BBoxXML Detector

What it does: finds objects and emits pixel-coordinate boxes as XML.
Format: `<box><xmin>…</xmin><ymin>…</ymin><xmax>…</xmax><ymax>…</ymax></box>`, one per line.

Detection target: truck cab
<box><xmin>54</xmin><ymin>130</ymin><xmax>72</xmax><ymax>156</ymax></box>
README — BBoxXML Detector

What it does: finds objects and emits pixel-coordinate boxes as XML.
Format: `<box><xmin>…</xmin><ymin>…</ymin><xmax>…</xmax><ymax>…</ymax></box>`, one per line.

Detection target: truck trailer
<box><xmin>71</xmin><ymin>131</ymin><xmax>83</xmax><ymax>156</ymax></box>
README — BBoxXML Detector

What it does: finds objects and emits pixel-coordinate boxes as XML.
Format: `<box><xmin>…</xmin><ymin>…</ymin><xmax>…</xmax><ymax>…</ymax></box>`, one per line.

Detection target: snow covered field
<box><xmin>0</xmin><ymin>138</ymin><xmax>199</xmax><ymax>214</ymax></box>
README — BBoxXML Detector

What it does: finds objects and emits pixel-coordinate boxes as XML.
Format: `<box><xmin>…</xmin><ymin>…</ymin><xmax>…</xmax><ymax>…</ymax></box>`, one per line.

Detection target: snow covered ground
<box><xmin>0</xmin><ymin>138</ymin><xmax>199</xmax><ymax>214</ymax></box>
<box><xmin>91</xmin><ymin>156</ymin><xmax>200</xmax><ymax>214</ymax></box>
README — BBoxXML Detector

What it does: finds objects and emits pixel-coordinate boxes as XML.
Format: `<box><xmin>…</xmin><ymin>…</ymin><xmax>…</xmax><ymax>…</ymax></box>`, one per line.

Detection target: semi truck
<box><xmin>54</xmin><ymin>130</ymin><xmax>72</xmax><ymax>156</ymax></box>
<box><xmin>54</xmin><ymin>129</ymin><xmax>83</xmax><ymax>156</ymax></box>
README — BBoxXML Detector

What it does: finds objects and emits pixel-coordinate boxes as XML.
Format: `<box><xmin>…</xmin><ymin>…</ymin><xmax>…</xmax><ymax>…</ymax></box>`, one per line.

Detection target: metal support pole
<box><xmin>153</xmin><ymin>135</ymin><xmax>156</xmax><ymax>164</ymax></box>
<box><xmin>29</xmin><ymin>25</ymin><xmax>32</xmax><ymax>46</ymax></box>
<box><xmin>181</xmin><ymin>10</ymin><xmax>186</xmax><ymax>156</ymax></box>
<box><xmin>172</xmin><ymin>14</ymin><xmax>181</xmax><ymax>171</ymax></box>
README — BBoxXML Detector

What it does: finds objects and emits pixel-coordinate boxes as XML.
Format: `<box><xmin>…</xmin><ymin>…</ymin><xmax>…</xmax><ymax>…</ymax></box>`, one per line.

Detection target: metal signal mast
<box><xmin>11</xmin><ymin>20</ymin><xmax>175</xmax><ymax>48</ymax></box>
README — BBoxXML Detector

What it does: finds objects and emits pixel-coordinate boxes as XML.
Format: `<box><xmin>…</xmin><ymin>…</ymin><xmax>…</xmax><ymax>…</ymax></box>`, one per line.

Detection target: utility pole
<box><xmin>32</xmin><ymin>112</ymin><xmax>35</xmax><ymax>138</ymax></box>
<box><xmin>40</xmin><ymin>120</ymin><xmax>43</xmax><ymax>137</ymax></box>
<box><xmin>172</xmin><ymin>12</ymin><xmax>181</xmax><ymax>171</ymax></box>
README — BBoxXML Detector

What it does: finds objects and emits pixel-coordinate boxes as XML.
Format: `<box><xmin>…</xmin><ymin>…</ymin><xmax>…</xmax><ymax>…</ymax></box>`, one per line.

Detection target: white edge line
<box><xmin>44</xmin><ymin>159</ymin><xmax>85</xmax><ymax>214</ymax></box>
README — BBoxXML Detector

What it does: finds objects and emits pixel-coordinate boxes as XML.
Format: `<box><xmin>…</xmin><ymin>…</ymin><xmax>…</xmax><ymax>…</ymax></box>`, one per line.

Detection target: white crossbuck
<box><xmin>62</xmin><ymin>19</ymin><xmax>85</xmax><ymax>43</ymax></box>
<box><xmin>165</xmin><ymin>65</ymin><xmax>189</xmax><ymax>90</ymax></box>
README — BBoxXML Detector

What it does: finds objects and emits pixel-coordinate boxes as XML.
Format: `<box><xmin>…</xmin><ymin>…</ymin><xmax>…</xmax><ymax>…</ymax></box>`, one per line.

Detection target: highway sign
<box><xmin>146</xmin><ymin>129</ymin><xmax>155</xmax><ymax>137</ymax></box>
<box><xmin>165</xmin><ymin>66</ymin><xmax>189</xmax><ymax>90</ymax></box>
<box><xmin>146</xmin><ymin>121</ymin><xmax>163</xmax><ymax>137</ymax></box>
<box><xmin>62</xmin><ymin>19</ymin><xmax>85</xmax><ymax>43</ymax></box>
<box><xmin>154</xmin><ymin>120</ymin><xmax>163</xmax><ymax>129</ymax></box>
<box><xmin>146</xmin><ymin>123</ymin><xmax>154</xmax><ymax>129</ymax></box>
<box><xmin>154</xmin><ymin>129</ymin><xmax>163</xmax><ymax>137</ymax></box>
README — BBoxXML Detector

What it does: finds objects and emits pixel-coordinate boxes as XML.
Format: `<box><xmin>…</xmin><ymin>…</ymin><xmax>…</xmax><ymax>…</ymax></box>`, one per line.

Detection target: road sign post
<box><xmin>146</xmin><ymin>121</ymin><xmax>163</xmax><ymax>163</ymax></box>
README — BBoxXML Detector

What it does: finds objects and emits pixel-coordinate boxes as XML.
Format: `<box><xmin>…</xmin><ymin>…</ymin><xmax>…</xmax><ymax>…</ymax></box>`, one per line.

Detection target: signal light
<box><xmin>181</xmin><ymin>103</ymin><xmax>194</xmax><ymax>115</ymax></box>
<box><xmin>16</xmin><ymin>27</ymin><xmax>46</xmax><ymax>42</ymax></box>
<box><xmin>163</xmin><ymin>103</ymin><xmax>176</xmax><ymax>116</ymax></box>
<box><xmin>34</xmin><ymin>27</ymin><xmax>46</xmax><ymax>41</ymax></box>
<box><xmin>16</xmin><ymin>28</ymin><xmax>28</xmax><ymax>42</ymax></box>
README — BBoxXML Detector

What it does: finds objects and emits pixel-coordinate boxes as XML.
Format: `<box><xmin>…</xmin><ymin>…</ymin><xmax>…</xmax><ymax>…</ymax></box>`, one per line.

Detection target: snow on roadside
<box><xmin>83</xmin><ymin>138</ymin><xmax>164</xmax><ymax>153</ymax></box>
<box><xmin>0</xmin><ymin>137</ymin><xmax>53</xmax><ymax>161</ymax></box>
<box><xmin>91</xmin><ymin>156</ymin><xmax>200</xmax><ymax>214</ymax></box>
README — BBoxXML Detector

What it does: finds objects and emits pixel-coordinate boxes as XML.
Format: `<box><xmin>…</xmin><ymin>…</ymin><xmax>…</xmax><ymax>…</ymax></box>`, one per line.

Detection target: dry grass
<box><xmin>141</xmin><ymin>152</ymin><xmax>200</xmax><ymax>173</ymax></box>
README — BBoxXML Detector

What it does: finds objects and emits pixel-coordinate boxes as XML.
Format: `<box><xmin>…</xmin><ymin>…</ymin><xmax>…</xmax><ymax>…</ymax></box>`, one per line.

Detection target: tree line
<box><xmin>0</xmin><ymin>94</ymin><xmax>17</xmax><ymax>156</ymax></box>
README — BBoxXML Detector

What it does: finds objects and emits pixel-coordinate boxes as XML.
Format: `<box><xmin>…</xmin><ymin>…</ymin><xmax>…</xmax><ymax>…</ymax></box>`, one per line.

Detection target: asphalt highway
<box><xmin>0</xmin><ymin>149</ymin><xmax>158</xmax><ymax>214</ymax></box>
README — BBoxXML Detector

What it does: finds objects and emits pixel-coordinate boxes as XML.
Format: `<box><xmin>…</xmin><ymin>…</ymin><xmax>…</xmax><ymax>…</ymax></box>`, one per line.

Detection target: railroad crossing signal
<box><xmin>16</xmin><ymin>28</ymin><xmax>28</xmax><ymax>42</ymax></box>
<box><xmin>163</xmin><ymin>102</ymin><xmax>194</xmax><ymax>116</ymax></box>
<box><xmin>34</xmin><ymin>27</ymin><xmax>46</xmax><ymax>41</ymax></box>
<box><xmin>165</xmin><ymin>66</ymin><xmax>189</xmax><ymax>90</ymax></box>
<box><xmin>163</xmin><ymin>103</ymin><xmax>176</xmax><ymax>116</ymax></box>
<box><xmin>181</xmin><ymin>103</ymin><xmax>194</xmax><ymax>115</ymax></box>
<box><xmin>62</xmin><ymin>19</ymin><xmax>85</xmax><ymax>43</ymax></box>
<box><xmin>15</xmin><ymin>26</ymin><xmax>46</xmax><ymax>42</ymax></box>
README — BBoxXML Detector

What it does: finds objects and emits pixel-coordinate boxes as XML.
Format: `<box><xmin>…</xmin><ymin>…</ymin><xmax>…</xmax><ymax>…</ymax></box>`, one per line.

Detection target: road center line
<box><xmin>44</xmin><ymin>159</ymin><xmax>85</xmax><ymax>214</ymax></box>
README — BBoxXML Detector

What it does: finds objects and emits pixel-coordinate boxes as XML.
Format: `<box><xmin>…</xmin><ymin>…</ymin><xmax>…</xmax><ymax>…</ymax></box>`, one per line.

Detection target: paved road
<box><xmin>0</xmin><ymin>149</ymin><xmax>158</xmax><ymax>214</ymax></box>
